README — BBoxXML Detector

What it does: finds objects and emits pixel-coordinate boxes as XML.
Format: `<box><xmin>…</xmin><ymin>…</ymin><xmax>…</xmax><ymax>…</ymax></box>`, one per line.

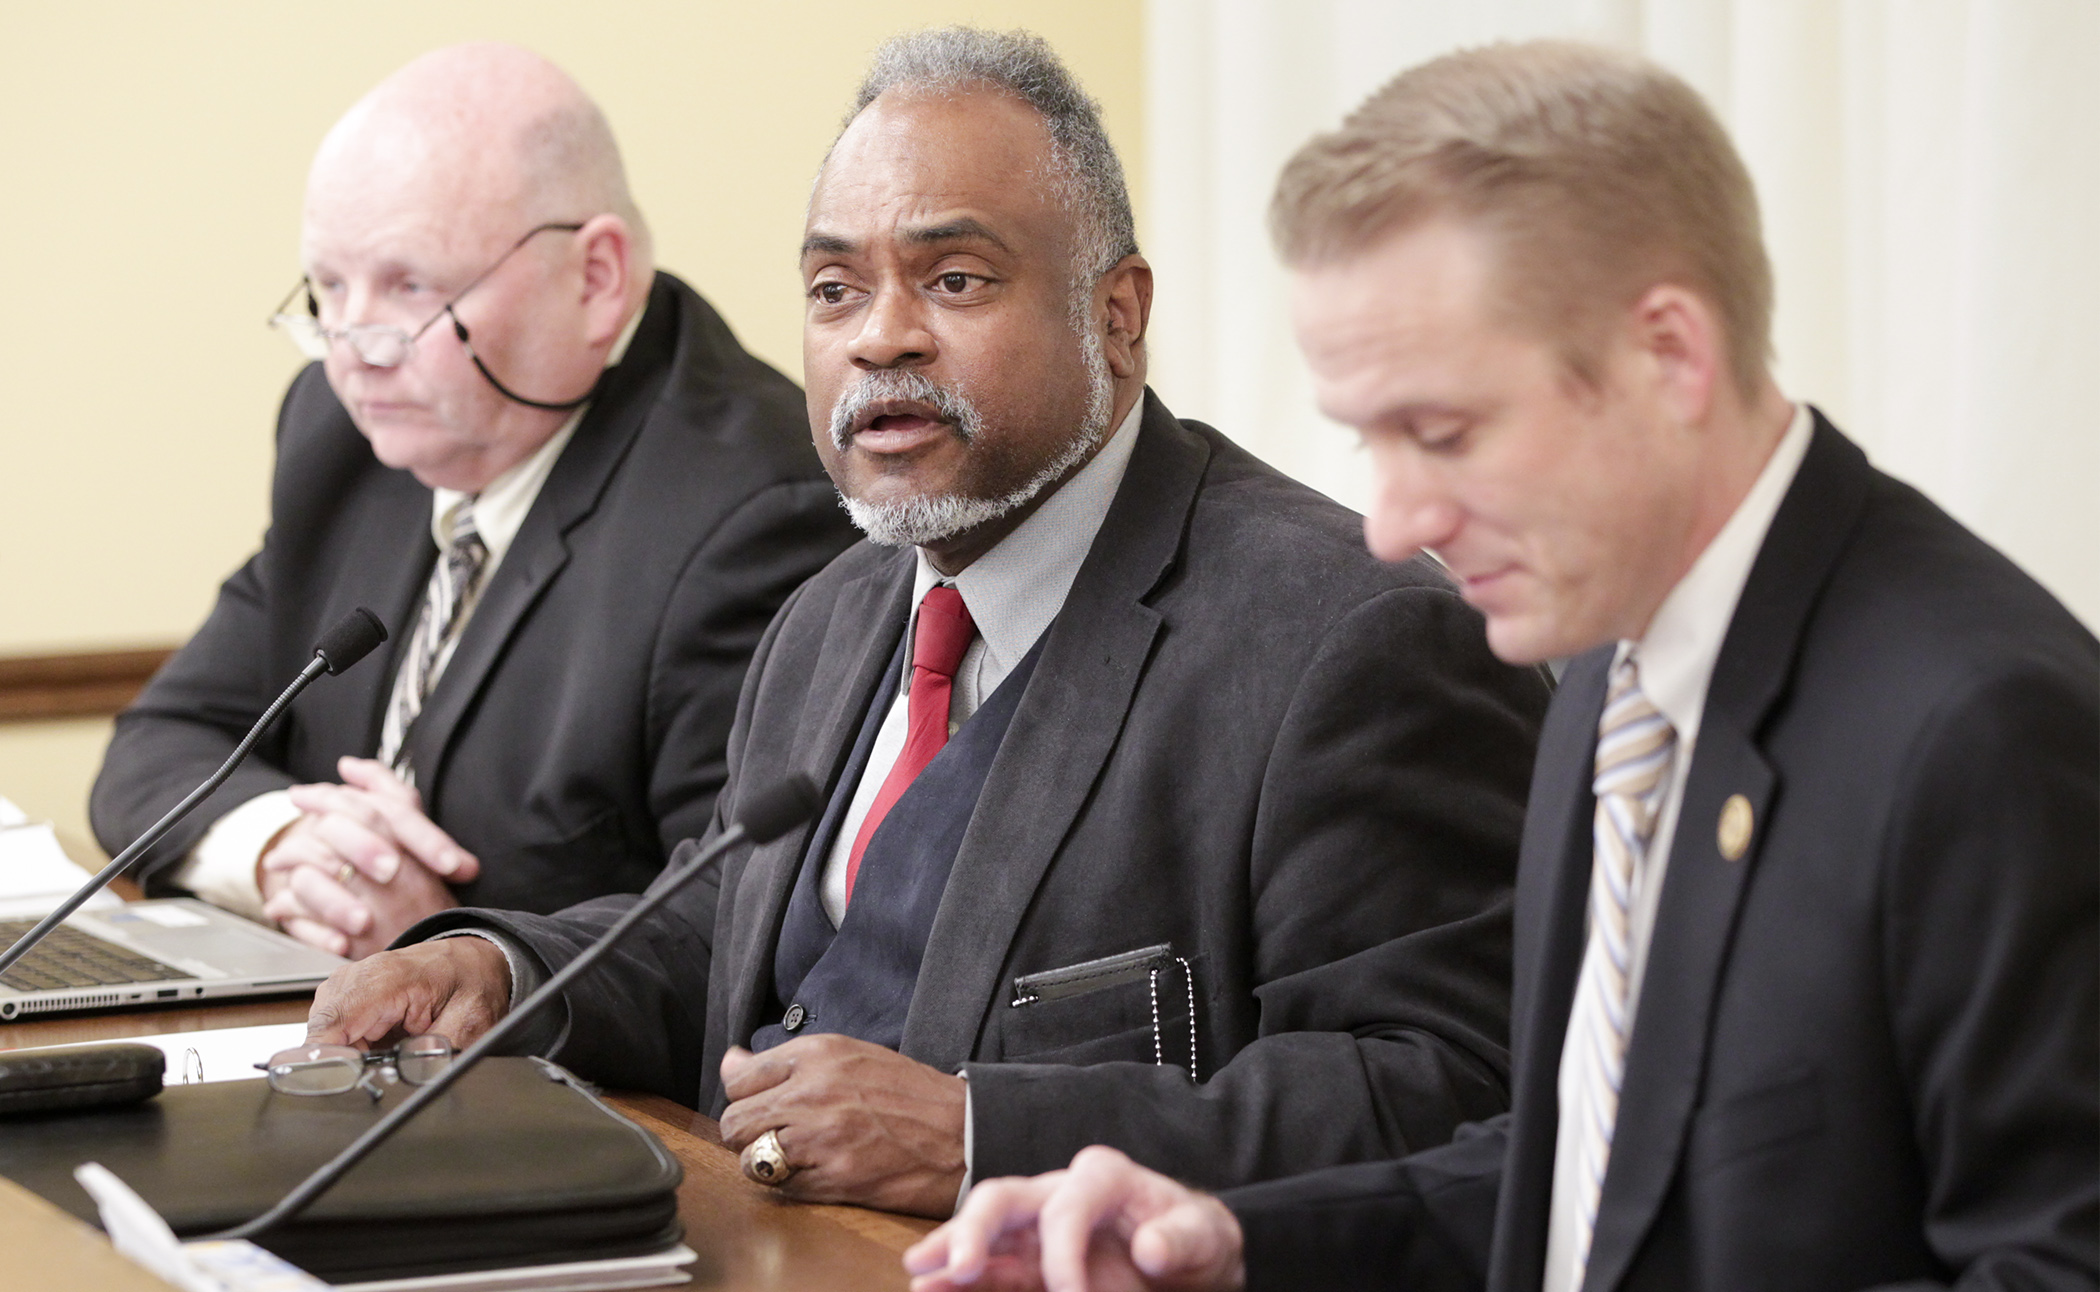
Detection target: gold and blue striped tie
<box><xmin>377</xmin><ymin>499</ymin><xmax>488</xmax><ymax>786</ymax></box>
<box><xmin>1566</xmin><ymin>655</ymin><xmax>1677</xmax><ymax>1281</ymax></box>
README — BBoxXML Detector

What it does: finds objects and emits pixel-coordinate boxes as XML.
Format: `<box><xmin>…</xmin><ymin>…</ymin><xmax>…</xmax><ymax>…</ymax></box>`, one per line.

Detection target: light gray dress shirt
<box><xmin>817</xmin><ymin>398</ymin><xmax>1143</xmax><ymax>925</ymax></box>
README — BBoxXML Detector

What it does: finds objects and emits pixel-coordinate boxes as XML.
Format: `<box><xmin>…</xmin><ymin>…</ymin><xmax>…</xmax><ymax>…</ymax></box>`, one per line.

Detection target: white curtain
<box><xmin>1141</xmin><ymin>0</ymin><xmax>2100</xmax><ymax>629</ymax></box>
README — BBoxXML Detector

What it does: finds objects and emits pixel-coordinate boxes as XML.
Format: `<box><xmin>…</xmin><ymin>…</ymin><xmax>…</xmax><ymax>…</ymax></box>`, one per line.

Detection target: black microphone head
<box><xmin>738</xmin><ymin>776</ymin><xmax>822</xmax><ymax>845</ymax></box>
<box><xmin>313</xmin><ymin>608</ymin><xmax>388</xmax><ymax>675</ymax></box>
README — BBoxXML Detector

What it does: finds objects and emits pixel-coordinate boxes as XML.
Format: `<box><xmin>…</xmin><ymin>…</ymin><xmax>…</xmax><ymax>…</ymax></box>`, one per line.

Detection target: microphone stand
<box><xmin>213</xmin><ymin>775</ymin><xmax>817</xmax><ymax>1242</ymax></box>
<box><xmin>0</xmin><ymin>612</ymin><xmax>383</xmax><ymax>980</ymax></box>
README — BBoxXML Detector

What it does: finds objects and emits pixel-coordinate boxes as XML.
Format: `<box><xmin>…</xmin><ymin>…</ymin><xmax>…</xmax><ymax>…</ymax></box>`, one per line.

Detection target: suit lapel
<box><xmin>298</xmin><ymin>431</ymin><xmax>435</xmax><ymax>759</ymax></box>
<box><xmin>404</xmin><ymin>280</ymin><xmax>680</xmax><ymax>790</ymax></box>
<box><xmin>1581</xmin><ymin>412</ymin><xmax>1875</xmax><ymax>1292</ymax></box>
<box><xmin>1487</xmin><ymin>646</ymin><xmax>1612</xmax><ymax>1292</ymax></box>
<box><xmin>900</xmin><ymin>393</ymin><xmax>1204</xmax><ymax>1070</ymax></box>
<box><xmin>717</xmin><ymin>555</ymin><xmax>916</xmax><ymax>1051</ymax></box>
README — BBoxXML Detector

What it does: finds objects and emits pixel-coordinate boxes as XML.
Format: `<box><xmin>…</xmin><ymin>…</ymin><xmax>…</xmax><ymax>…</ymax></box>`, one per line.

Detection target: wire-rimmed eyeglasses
<box><xmin>256</xmin><ymin>1034</ymin><xmax>454</xmax><ymax>1102</ymax></box>
<box><xmin>267</xmin><ymin>222</ymin><xmax>585</xmax><ymax>368</ymax></box>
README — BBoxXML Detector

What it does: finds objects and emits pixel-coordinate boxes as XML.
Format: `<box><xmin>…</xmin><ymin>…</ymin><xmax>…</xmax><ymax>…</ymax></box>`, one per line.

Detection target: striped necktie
<box><xmin>377</xmin><ymin>500</ymin><xmax>489</xmax><ymax>786</ymax></box>
<box><xmin>1564</xmin><ymin>656</ymin><xmax>1677</xmax><ymax>1280</ymax></box>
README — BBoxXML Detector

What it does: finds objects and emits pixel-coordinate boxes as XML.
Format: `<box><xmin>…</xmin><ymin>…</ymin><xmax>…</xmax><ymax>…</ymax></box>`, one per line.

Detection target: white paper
<box><xmin>17</xmin><ymin>1021</ymin><xmax>309</xmax><ymax>1085</ymax></box>
<box><xmin>335</xmin><ymin>1244</ymin><xmax>698</xmax><ymax>1292</ymax></box>
<box><xmin>76</xmin><ymin>1162</ymin><xmax>330</xmax><ymax>1292</ymax></box>
<box><xmin>184</xmin><ymin>1242</ymin><xmax>336</xmax><ymax>1292</ymax></box>
<box><xmin>74</xmin><ymin>1161</ymin><xmax>200</xmax><ymax>1289</ymax></box>
<box><xmin>0</xmin><ymin>814</ymin><xmax>122</xmax><ymax>918</ymax></box>
<box><xmin>0</xmin><ymin>795</ymin><xmax>26</xmax><ymax>827</ymax></box>
<box><xmin>128</xmin><ymin>903</ymin><xmax>213</xmax><ymax>928</ymax></box>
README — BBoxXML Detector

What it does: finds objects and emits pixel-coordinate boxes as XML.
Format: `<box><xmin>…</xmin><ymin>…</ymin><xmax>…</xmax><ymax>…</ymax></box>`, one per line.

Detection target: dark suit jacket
<box><xmin>92</xmin><ymin>272</ymin><xmax>859</xmax><ymax>914</ymax></box>
<box><xmin>1228</xmin><ymin>413</ymin><xmax>2099</xmax><ymax>1291</ymax></box>
<box><xmin>430</xmin><ymin>392</ymin><xmax>1553</xmax><ymax>1187</ymax></box>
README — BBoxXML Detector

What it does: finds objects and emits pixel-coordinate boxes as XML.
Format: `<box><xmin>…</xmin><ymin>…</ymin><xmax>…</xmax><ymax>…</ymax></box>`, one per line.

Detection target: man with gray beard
<box><xmin>307</xmin><ymin>28</ymin><xmax>1551</xmax><ymax>1218</ymax></box>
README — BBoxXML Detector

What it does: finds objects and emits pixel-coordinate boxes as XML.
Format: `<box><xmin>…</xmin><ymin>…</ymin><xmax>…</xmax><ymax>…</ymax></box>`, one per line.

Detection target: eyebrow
<box><xmin>799</xmin><ymin>218</ymin><xmax>1012</xmax><ymax>260</ymax></box>
<box><xmin>802</xmin><ymin>232</ymin><xmax>855</xmax><ymax>257</ymax></box>
<box><xmin>904</xmin><ymin>218</ymin><xmax>1010</xmax><ymax>252</ymax></box>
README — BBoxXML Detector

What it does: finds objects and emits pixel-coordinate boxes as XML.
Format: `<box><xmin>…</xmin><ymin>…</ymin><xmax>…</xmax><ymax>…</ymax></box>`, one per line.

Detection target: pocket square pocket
<box><xmin>1010</xmin><ymin>943</ymin><xmax>1174</xmax><ymax>1005</ymax></box>
<box><xmin>1007</xmin><ymin>944</ymin><xmax>1199</xmax><ymax>1079</ymax></box>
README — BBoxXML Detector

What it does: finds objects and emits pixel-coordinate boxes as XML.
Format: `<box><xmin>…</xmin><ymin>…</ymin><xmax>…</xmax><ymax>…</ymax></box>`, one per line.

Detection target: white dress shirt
<box><xmin>1541</xmin><ymin>404</ymin><xmax>1813</xmax><ymax>1292</ymax></box>
<box><xmin>172</xmin><ymin>312</ymin><xmax>642</xmax><ymax>919</ymax></box>
<box><xmin>817</xmin><ymin>397</ymin><xmax>1143</xmax><ymax>926</ymax></box>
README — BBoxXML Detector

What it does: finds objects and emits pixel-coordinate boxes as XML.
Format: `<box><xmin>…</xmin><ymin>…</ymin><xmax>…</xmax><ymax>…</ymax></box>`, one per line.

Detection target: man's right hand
<box><xmin>905</xmin><ymin>1147</ymin><xmax>1246</xmax><ymax>1292</ymax></box>
<box><xmin>305</xmin><ymin>937</ymin><xmax>512</xmax><ymax>1050</ymax></box>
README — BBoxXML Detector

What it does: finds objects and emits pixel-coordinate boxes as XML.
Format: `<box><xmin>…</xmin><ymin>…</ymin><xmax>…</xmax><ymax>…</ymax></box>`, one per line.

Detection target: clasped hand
<box><xmin>904</xmin><ymin>1147</ymin><xmax>1246</xmax><ymax>1292</ymax></box>
<box><xmin>259</xmin><ymin>756</ymin><xmax>480</xmax><ymax>958</ymax></box>
<box><xmin>717</xmin><ymin>1034</ymin><xmax>968</xmax><ymax>1218</ymax></box>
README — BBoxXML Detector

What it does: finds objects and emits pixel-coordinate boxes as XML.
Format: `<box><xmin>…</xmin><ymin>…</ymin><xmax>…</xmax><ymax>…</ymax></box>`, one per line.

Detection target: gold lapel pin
<box><xmin>1717</xmin><ymin>794</ymin><xmax>1754</xmax><ymax>861</ymax></box>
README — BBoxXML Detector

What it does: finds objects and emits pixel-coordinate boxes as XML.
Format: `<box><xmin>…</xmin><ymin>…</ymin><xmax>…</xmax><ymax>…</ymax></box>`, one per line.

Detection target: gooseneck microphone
<box><xmin>0</xmin><ymin>608</ymin><xmax>389</xmax><ymax>979</ymax></box>
<box><xmin>212</xmin><ymin>773</ymin><xmax>822</xmax><ymax>1242</ymax></box>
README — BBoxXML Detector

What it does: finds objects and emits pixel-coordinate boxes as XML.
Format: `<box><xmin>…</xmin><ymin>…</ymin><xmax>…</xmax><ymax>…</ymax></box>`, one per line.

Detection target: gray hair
<box><xmin>847</xmin><ymin>26</ymin><xmax>1138</xmax><ymax>293</ymax></box>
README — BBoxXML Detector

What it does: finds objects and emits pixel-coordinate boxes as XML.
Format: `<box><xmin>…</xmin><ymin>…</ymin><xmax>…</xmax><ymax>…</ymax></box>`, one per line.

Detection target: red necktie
<box><xmin>844</xmin><ymin>585</ymin><xmax>977</xmax><ymax>904</ymax></box>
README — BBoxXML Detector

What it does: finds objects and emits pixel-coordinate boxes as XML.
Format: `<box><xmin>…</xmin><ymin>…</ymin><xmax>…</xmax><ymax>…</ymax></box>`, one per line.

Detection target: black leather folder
<box><xmin>0</xmin><ymin>1056</ymin><xmax>683</xmax><ymax>1281</ymax></box>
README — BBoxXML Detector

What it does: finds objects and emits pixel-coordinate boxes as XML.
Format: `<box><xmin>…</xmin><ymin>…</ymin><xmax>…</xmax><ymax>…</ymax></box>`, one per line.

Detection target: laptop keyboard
<box><xmin>0</xmin><ymin>921</ymin><xmax>194</xmax><ymax>993</ymax></box>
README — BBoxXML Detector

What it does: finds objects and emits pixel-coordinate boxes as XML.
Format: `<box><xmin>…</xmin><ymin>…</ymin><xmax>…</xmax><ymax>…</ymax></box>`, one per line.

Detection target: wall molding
<box><xmin>0</xmin><ymin>649</ymin><xmax>176</xmax><ymax>724</ymax></box>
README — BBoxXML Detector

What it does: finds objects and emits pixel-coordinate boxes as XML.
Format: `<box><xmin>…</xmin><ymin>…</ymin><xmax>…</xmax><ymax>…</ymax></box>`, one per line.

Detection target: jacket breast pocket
<box><xmin>1000</xmin><ymin>944</ymin><xmax>1198</xmax><ymax>1075</ymax></box>
<box><xmin>1687</xmin><ymin>1068</ymin><xmax>1824</xmax><ymax>1176</ymax></box>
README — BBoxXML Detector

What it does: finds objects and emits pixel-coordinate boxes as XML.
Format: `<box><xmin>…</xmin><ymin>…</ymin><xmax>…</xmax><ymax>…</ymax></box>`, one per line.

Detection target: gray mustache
<box><xmin>828</xmin><ymin>370</ymin><xmax>981</xmax><ymax>450</ymax></box>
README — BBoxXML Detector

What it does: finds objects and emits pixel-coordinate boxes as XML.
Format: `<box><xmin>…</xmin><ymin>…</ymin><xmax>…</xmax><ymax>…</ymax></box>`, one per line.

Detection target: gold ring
<box><xmin>741</xmin><ymin>1128</ymin><xmax>792</xmax><ymax>1186</ymax></box>
<box><xmin>335</xmin><ymin>862</ymin><xmax>356</xmax><ymax>886</ymax></box>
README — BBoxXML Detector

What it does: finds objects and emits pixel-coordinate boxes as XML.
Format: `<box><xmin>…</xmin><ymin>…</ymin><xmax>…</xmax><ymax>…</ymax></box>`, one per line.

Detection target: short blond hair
<box><xmin>1271</xmin><ymin>41</ymin><xmax>1771</xmax><ymax>394</ymax></box>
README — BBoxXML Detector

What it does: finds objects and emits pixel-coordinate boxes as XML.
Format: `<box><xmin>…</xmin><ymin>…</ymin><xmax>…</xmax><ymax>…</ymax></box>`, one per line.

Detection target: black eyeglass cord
<box><xmin>450</xmin><ymin>312</ymin><xmax>602</xmax><ymax>411</ymax></box>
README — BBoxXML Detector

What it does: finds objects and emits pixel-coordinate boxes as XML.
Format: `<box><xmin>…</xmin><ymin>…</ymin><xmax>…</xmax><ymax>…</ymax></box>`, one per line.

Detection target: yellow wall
<box><xmin>0</xmin><ymin>720</ymin><xmax>114</xmax><ymax>866</ymax></box>
<box><xmin>0</xmin><ymin>1</ymin><xmax>1143</xmax><ymax>857</ymax></box>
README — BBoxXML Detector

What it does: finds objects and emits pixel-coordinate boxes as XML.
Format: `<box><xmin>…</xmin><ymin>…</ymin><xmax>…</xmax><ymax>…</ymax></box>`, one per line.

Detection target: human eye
<box><xmin>808</xmin><ymin>278</ymin><xmax>857</xmax><ymax>307</ymax></box>
<box><xmin>302</xmin><ymin>276</ymin><xmax>345</xmax><ymax>319</ymax></box>
<box><xmin>1412</xmin><ymin>413</ymin><xmax>1472</xmax><ymax>453</ymax></box>
<box><xmin>931</xmin><ymin>269</ymin><xmax>991</xmax><ymax>296</ymax></box>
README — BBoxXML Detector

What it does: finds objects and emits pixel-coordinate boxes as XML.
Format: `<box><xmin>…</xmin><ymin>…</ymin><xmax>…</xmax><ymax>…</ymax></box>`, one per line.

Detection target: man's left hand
<box><xmin>717</xmin><ymin>1034</ymin><xmax>967</xmax><ymax>1217</ymax></box>
<box><xmin>259</xmin><ymin>757</ymin><xmax>479</xmax><ymax>958</ymax></box>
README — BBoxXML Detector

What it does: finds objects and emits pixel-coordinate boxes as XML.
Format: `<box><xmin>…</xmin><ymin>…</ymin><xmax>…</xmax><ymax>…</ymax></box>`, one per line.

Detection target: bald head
<box><xmin>308</xmin><ymin>42</ymin><xmax>650</xmax><ymax>271</ymax></box>
<box><xmin>298</xmin><ymin>44</ymin><xmax>653</xmax><ymax>493</ymax></box>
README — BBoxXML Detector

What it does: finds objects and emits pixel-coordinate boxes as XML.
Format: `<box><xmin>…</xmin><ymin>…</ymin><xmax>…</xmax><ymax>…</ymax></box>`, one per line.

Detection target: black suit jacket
<box><xmin>429</xmin><ymin>393</ymin><xmax>1553</xmax><ymax>1187</ymax></box>
<box><xmin>92</xmin><ymin>272</ymin><xmax>859</xmax><ymax>913</ymax></box>
<box><xmin>1228</xmin><ymin>413</ymin><xmax>2099</xmax><ymax>1291</ymax></box>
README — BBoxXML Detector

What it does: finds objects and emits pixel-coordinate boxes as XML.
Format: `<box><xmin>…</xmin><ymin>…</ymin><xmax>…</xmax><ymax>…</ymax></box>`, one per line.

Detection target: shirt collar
<box><xmin>1620</xmin><ymin>402</ymin><xmax>1814</xmax><ymax>750</ymax></box>
<box><xmin>910</xmin><ymin>396</ymin><xmax>1146</xmax><ymax>671</ymax></box>
<box><xmin>427</xmin><ymin>298</ymin><xmax>648</xmax><ymax>561</ymax></box>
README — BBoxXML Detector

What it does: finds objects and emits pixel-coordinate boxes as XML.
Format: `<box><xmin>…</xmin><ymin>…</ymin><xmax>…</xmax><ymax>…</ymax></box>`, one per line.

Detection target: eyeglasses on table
<box><xmin>256</xmin><ymin>1034</ymin><xmax>454</xmax><ymax>1101</ymax></box>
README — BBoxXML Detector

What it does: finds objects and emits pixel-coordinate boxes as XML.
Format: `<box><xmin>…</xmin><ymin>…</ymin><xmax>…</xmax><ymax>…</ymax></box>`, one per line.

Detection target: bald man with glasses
<box><xmin>92</xmin><ymin>43</ymin><xmax>856</xmax><ymax>959</ymax></box>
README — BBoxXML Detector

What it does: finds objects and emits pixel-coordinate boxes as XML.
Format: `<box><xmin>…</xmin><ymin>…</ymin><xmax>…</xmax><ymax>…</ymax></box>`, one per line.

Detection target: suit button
<box><xmin>782</xmin><ymin>1003</ymin><xmax>808</xmax><ymax>1032</ymax></box>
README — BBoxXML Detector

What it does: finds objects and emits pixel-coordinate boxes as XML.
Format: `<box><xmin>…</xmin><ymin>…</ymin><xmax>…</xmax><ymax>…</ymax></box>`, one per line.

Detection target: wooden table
<box><xmin>1</xmin><ymin>997</ymin><xmax>939</xmax><ymax>1289</ymax></box>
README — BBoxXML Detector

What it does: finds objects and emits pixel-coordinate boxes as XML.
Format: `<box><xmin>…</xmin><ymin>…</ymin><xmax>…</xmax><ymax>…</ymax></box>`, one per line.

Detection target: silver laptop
<box><xmin>0</xmin><ymin>899</ymin><xmax>345</xmax><ymax>1020</ymax></box>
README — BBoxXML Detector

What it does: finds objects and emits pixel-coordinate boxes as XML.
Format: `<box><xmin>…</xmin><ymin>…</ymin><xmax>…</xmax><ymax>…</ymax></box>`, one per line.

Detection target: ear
<box><xmin>1627</xmin><ymin>283</ymin><xmax>1722</xmax><ymax>426</ymax></box>
<box><xmin>575</xmin><ymin>213</ymin><xmax>635</xmax><ymax>345</ymax></box>
<box><xmin>1097</xmin><ymin>255</ymin><xmax>1153</xmax><ymax>380</ymax></box>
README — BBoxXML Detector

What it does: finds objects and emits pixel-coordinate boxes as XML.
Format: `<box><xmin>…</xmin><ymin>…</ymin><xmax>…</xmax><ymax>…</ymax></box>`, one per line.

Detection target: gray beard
<box><xmin>830</xmin><ymin>328</ymin><xmax>1115</xmax><ymax>550</ymax></box>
